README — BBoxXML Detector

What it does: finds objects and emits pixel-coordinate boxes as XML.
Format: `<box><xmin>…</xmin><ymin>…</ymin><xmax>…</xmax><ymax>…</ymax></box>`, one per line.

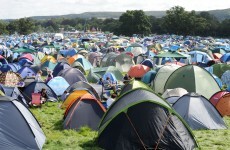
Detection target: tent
<box><xmin>0</xmin><ymin>84</ymin><xmax>27</xmax><ymax>106</ymax></box>
<box><xmin>63</xmin><ymin>93</ymin><xmax>106</xmax><ymax>130</ymax></box>
<box><xmin>0</xmin><ymin>96</ymin><xmax>45</xmax><ymax>149</ymax></box>
<box><xmin>19</xmin><ymin>53</ymin><xmax>34</xmax><ymax>62</ymax></box>
<box><xmin>61</xmin><ymin>90</ymin><xmax>89</xmax><ymax>109</ymax></box>
<box><xmin>212</xmin><ymin>63</ymin><xmax>230</xmax><ymax>78</ymax></box>
<box><xmin>173</xmin><ymin>93</ymin><xmax>227</xmax><ymax>130</ymax></box>
<box><xmin>17</xmin><ymin>67</ymin><xmax>36</xmax><ymax>78</ymax></box>
<box><xmin>221</xmin><ymin>70</ymin><xmax>230</xmax><ymax>86</ymax></box>
<box><xmin>65</xmin><ymin>81</ymin><xmax>101</xmax><ymax>100</ymax></box>
<box><xmin>220</xmin><ymin>53</ymin><xmax>230</xmax><ymax>63</ymax></box>
<box><xmin>0</xmin><ymin>63</ymin><xmax>21</xmax><ymax>72</ymax></box>
<box><xmin>115</xmin><ymin>53</ymin><xmax>135</xmax><ymax>72</ymax></box>
<box><xmin>210</xmin><ymin>91</ymin><xmax>229</xmax><ymax>106</ymax></box>
<box><xmin>18</xmin><ymin>59</ymin><xmax>33</xmax><ymax>67</ymax></box>
<box><xmin>102</xmin><ymin>72</ymin><xmax>117</xmax><ymax>83</ymax></box>
<box><xmin>57</xmin><ymin>68</ymin><xmax>87</xmax><ymax>85</ymax></box>
<box><xmin>128</xmin><ymin>64</ymin><xmax>150</xmax><ymax>78</ymax></box>
<box><xmin>153</xmin><ymin>64</ymin><xmax>180</xmax><ymax>94</ymax></box>
<box><xmin>141</xmin><ymin>70</ymin><xmax>157</xmax><ymax>85</ymax></box>
<box><xmin>71</xmin><ymin>61</ymin><xmax>85</xmax><ymax>74</ymax></box>
<box><xmin>126</xmin><ymin>43</ymin><xmax>143</xmax><ymax>56</ymax></box>
<box><xmin>162</xmin><ymin>88</ymin><xmax>188</xmax><ymax>99</ymax></box>
<box><xmin>98</xmin><ymin>88</ymin><xmax>199</xmax><ymax>150</ymax></box>
<box><xmin>120</xmin><ymin>79</ymin><xmax>151</xmax><ymax>95</ymax></box>
<box><xmin>22</xmin><ymin>82</ymin><xmax>58</xmax><ymax>103</ymax></box>
<box><xmin>75</xmin><ymin>57</ymin><xmax>92</xmax><ymax>70</ymax></box>
<box><xmin>188</xmin><ymin>51</ymin><xmax>213</xmax><ymax>64</ymax></box>
<box><xmin>12</xmin><ymin>47</ymin><xmax>36</xmax><ymax>53</ymax></box>
<box><xmin>0</xmin><ymin>55</ymin><xmax>8</xmax><ymax>65</ymax></box>
<box><xmin>40</xmin><ymin>60</ymin><xmax>57</xmax><ymax>74</ymax></box>
<box><xmin>100</xmin><ymin>52</ymin><xmax>119</xmax><ymax>67</ymax></box>
<box><xmin>40</xmin><ymin>55</ymin><xmax>56</xmax><ymax>64</ymax></box>
<box><xmin>214</xmin><ymin>93</ymin><xmax>230</xmax><ymax>116</ymax></box>
<box><xmin>47</xmin><ymin>76</ymin><xmax>70</xmax><ymax>96</ymax></box>
<box><xmin>0</xmin><ymin>71</ymin><xmax>22</xmax><ymax>87</ymax></box>
<box><xmin>165</xmin><ymin>65</ymin><xmax>221</xmax><ymax>99</ymax></box>
<box><xmin>52</xmin><ymin>62</ymin><xmax>71</xmax><ymax>77</ymax></box>
<box><xmin>141</xmin><ymin>59</ymin><xmax>154</xmax><ymax>68</ymax></box>
<box><xmin>87</xmin><ymin>52</ymin><xmax>102</xmax><ymax>67</ymax></box>
<box><xmin>67</xmin><ymin>54</ymin><xmax>84</xmax><ymax>65</ymax></box>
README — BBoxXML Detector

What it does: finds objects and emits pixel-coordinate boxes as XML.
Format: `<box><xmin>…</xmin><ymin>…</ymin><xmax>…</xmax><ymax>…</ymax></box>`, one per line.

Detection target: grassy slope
<box><xmin>31</xmin><ymin>102</ymin><xmax>230</xmax><ymax>150</ymax></box>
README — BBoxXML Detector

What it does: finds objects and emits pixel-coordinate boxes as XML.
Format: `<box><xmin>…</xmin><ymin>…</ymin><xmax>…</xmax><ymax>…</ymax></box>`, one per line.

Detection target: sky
<box><xmin>0</xmin><ymin>0</ymin><xmax>229</xmax><ymax>19</ymax></box>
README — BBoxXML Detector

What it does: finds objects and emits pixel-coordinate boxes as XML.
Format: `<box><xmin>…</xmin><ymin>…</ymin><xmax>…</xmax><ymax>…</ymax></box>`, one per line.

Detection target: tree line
<box><xmin>0</xmin><ymin>6</ymin><xmax>229</xmax><ymax>37</ymax></box>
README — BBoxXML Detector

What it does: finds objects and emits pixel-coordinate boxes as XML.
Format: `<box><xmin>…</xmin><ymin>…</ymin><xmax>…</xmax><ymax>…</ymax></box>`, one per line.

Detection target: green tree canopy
<box><xmin>119</xmin><ymin>10</ymin><xmax>152</xmax><ymax>36</ymax></box>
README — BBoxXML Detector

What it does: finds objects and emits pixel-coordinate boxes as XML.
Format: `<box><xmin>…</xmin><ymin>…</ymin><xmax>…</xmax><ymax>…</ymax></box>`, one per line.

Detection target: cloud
<box><xmin>0</xmin><ymin>0</ymin><xmax>229</xmax><ymax>19</ymax></box>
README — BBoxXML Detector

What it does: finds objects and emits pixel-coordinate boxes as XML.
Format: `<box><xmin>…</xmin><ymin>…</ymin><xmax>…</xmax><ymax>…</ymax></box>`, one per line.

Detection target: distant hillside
<box><xmin>27</xmin><ymin>8</ymin><xmax>230</xmax><ymax>21</ymax></box>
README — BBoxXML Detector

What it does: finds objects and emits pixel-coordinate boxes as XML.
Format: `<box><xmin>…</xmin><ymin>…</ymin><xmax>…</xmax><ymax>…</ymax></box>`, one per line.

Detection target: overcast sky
<box><xmin>0</xmin><ymin>0</ymin><xmax>229</xmax><ymax>19</ymax></box>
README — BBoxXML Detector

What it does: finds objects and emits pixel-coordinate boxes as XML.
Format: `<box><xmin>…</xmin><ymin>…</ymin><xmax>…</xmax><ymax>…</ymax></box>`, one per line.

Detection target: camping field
<box><xmin>31</xmin><ymin>102</ymin><xmax>230</xmax><ymax>150</ymax></box>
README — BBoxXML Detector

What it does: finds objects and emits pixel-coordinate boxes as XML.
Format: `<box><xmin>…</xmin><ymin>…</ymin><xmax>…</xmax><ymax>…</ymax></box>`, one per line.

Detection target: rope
<box><xmin>125</xmin><ymin>113</ymin><xmax>147</xmax><ymax>150</ymax></box>
<box><xmin>154</xmin><ymin>114</ymin><xmax>171</xmax><ymax>150</ymax></box>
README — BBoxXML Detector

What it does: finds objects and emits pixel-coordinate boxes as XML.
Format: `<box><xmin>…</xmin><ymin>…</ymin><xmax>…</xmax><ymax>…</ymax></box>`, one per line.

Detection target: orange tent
<box><xmin>210</xmin><ymin>91</ymin><xmax>229</xmax><ymax>106</ymax></box>
<box><xmin>128</xmin><ymin>64</ymin><xmax>150</xmax><ymax>78</ymax></box>
<box><xmin>64</xmin><ymin>93</ymin><xmax>106</xmax><ymax>118</ymax></box>
<box><xmin>61</xmin><ymin>90</ymin><xmax>89</xmax><ymax>109</ymax></box>
<box><xmin>216</xmin><ymin>93</ymin><xmax>230</xmax><ymax>116</ymax></box>
<box><xmin>67</xmin><ymin>55</ymin><xmax>79</xmax><ymax>65</ymax></box>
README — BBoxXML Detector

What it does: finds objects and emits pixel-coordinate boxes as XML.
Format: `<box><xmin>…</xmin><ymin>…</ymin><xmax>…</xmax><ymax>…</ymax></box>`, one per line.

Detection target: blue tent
<box><xmin>22</xmin><ymin>82</ymin><xmax>58</xmax><ymax>103</ymax></box>
<box><xmin>18</xmin><ymin>59</ymin><xmax>33</xmax><ymax>67</ymax></box>
<box><xmin>0</xmin><ymin>56</ymin><xmax>8</xmax><ymax>65</ymax></box>
<box><xmin>0</xmin><ymin>63</ymin><xmax>21</xmax><ymax>72</ymax></box>
<box><xmin>212</xmin><ymin>74</ymin><xmax>223</xmax><ymax>88</ymax></box>
<box><xmin>59</xmin><ymin>49</ymin><xmax>78</xmax><ymax>57</ymax></box>
<box><xmin>17</xmin><ymin>67</ymin><xmax>36</xmax><ymax>79</ymax></box>
<box><xmin>141</xmin><ymin>59</ymin><xmax>154</xmax><ymax>68</ymax></box>
<box><xmin>220</xmin><ymin>53</ymin><xmax>230</xmax><ymax>63</ymax></box>
<box><xmin>102</xmin><ymin>72</ymin><xmax>117</xmax><ymax>83</ymax></box>
<box><xmin>145</xmin><ymin>50</ymin><xmax>155</xmax><ymax>58</ymax></box>
<box><xmin>76</xmin><ymin>57</ymin><xmax>92</xmax><ymax>70</ymax></box>
<box><xmin>0</xmin><ymin>84</ymin><xmax>27</xmax><ymax>106</ymax></box>
<box><xmin>47</xmin><ymin>77</ymin><xmax>70</xmax><ymax>96</ymax></box>
<box><xmin>57</xmin><ymin>68</ymin><xmax>87</xmax><ymax>85</ymax></box>
<box><xmin>53</xmin><ymin>62</ymin><xmax>71</xmax><ymax>77</ymax></box>
<box><xmin>141</xmin><ymin>70</ymin><xmax>157</xmax><ymax>84</ymax></box>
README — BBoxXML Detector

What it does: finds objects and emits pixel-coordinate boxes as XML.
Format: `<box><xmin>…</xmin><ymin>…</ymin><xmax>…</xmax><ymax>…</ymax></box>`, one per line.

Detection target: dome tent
<box><xmin>164</xmin><ymin>65</ymin><xmax>221</xmax><ymax>99</ymax></box>
<box><xmin>0</xmin><ymin>96</ymin><xmax>46</xmax><ymax>149</ymax></box>
<box><xmin>98</xmin><ymin>88</ymin><xmax>199</xmax><ymax>150</ymax></box>
<box><xmin>173</xmin><ymin>93</ymin><xmax>227</xmax><ymax>130</ymax></box>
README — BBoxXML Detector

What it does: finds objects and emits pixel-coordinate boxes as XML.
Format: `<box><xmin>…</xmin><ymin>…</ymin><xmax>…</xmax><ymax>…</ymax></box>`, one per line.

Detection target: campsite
<box><xmin>0</xmin><ymin>0</ymin><xmax>230</xmax><ymax>149</ymax></box>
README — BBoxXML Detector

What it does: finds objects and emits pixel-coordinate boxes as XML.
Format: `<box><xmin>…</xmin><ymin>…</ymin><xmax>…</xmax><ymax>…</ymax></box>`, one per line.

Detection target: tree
<box><xmin>18</xmin><ymin>18</ymin><xmax>35</xmax><ymax>35</ymax></box>
<box><xmin>162</xmin><ymin>6</ymin><xmax>192</xmax><ymax>35</ymax></box>
<box><xmin>0</xmin><ymin>21</ymin><xmax>9</xmax><ymax>35</ymax></box>
<box><xmin>119</xmin><ymin>10</ymin><xmax>152</xmax><ymax>36</ymax></box>
<box><xmin>7</xmin><ymin>20</ymin><xmax>19</xmax><ymax>34</ymax></box>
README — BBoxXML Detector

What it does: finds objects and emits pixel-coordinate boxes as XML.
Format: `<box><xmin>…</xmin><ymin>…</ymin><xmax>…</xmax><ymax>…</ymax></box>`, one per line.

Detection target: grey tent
<box><xmin>173</xmin><ymin>93</ymin><xmax>227</xmax><ymax>130</ymax></box>
<box><xmin>98</xmin><ymin>88</ymin><xmax>199</xmax><ymax>150</ymax></box>
<box><xmin>63</xmin><ymin>93</ymin><xmax>106</xmax><ymax>130</ymax></box>
<box><xmin>65</xmin><ymin>81</ymin><xmax>101</xmax><ymax>100</ymax></box>
<box><xmin>0</xmin><ymin>96</ymin><xmax>46</xmax><ymax>149</ymax></box>
<box><xmin>57</xmin><ymin>68</ymin><xmax>87</xmax><ymax>85</ymax></box>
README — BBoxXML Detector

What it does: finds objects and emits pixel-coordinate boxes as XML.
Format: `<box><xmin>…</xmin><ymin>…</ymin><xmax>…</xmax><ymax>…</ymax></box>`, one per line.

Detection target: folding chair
<box><xmin>31</xmin><ymin>93</ymin><xmax>42</xmax><ymax>107</ymax></box>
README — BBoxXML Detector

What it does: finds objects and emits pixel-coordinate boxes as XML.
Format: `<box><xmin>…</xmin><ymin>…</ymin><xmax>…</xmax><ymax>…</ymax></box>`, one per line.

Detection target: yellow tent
<box><xmin>61</xmin><ymin>90</ymin><xmax>89</xmax><ymax>109</ymax></box>
<box><xmin>41</xmin><ymin>55</ymin><xmax>57</xmax><ymax>64</ymax></box>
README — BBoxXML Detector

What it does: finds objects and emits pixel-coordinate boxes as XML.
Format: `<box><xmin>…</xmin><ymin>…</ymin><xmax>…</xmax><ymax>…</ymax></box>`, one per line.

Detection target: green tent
<box><xmin>72</xmin><ymin>61</ymin><xmax>86</xmax><ymax>75</ymax></box>
<box><xmin>120</xmin><ymin>79</ymin><xmax>151</xmax><ymax>95</ymax></box>
<box><xmin>154</xmin><ymin>51</ymin><xmax>189</xmax><ymax>58</ymax></box>
<box><xmin>41</xmin><ymin>60</ymin><xmax>57</xmax><ymax>75</ymax></box>
<box><xmin>98</xmin><ymin>88</ymin><xmax>199</xmax><ymax>149</ymax></box>
<box><xmin>12</xmin><ymin>47</ymin><xmax>36</xmax><ymax>53</ymax></box>
<box><xmin>213</xmin><ymin>63</ymin><xmax>230</xmax><ymax>78</ymax></box>
<box><xmin>164</xmin><ymin>65</ymin><xmax>220</xmax><ymax>99</ymax></box>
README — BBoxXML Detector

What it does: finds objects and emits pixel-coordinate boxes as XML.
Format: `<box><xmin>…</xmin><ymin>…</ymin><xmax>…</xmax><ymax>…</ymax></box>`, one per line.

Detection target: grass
<box><xmin>31</xmin><ymin>102</ymin><xmax>230</xmax><ymax>150</ymax></box>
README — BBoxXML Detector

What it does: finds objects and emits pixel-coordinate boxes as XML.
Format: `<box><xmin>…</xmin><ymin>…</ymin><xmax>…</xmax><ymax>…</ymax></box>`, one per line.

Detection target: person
<box><xmin>46</xmin><ymin>70</ymin><xmax>53</xmax><ymax>83</ymax></box>
<box><xmin>35</xmin><ymin>70</ymin><xmax>43</xmax><ymax>82</ymax></box>
<box><xmin>97</xmin><ymin>78</ymin><xmax>104</xmax><ymax>85</ymax></box>
<box><xmin>61</xmin><ymin>91</ymin><xmax>69</xmax><ymax>101</ymax></box>
<box><xmin>123</xmin><ymin>74</ymin><xmax>131</xmax><ymax>85</ymax></box>
<box><xmin>103</xmin><ymin>77</ymin><xmax>116</xmax><ymax>93</ymax></box>
<box><xmin>39</xmin><ymin>88</ymin><xmax>48</xmax><ymax>103</ymax></box>
<box><xmin>106</xmin><ymin>93</ymin><xmax>117</xmax><ymax>108</ymax></box>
